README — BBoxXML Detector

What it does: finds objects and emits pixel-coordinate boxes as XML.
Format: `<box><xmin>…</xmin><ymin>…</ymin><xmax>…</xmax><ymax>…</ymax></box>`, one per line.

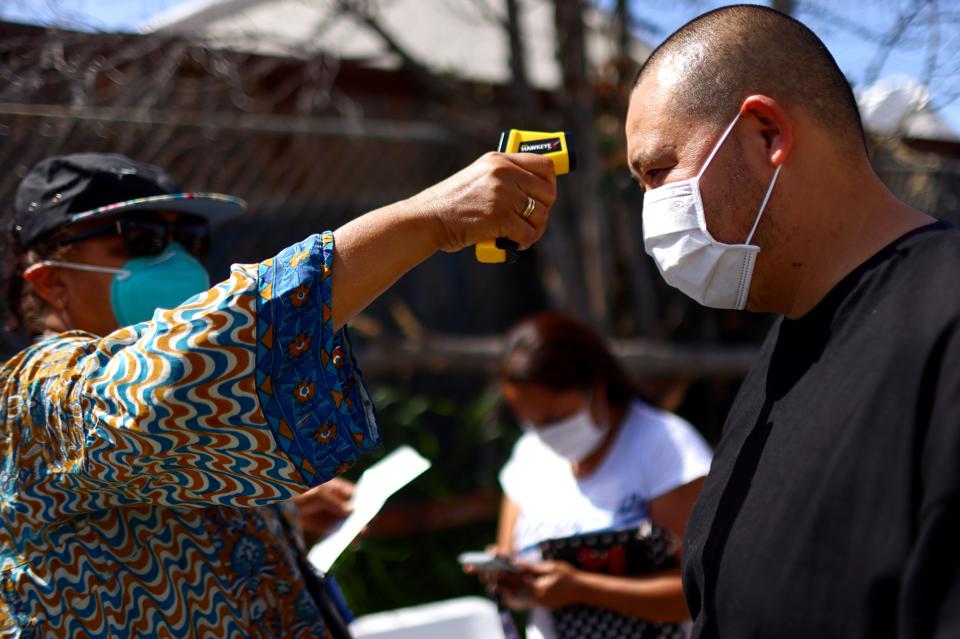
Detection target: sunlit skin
<box><xmin>330</xmin><ymin>152</ymin><xmax>555</xmax><ymax>330</ymax></box>
<box><xmin>475</xmin><ymin>379</ymin><xmax>703</xmax><ymax>623</ymax></box>
<box><xmin>294</xmin><ymin>477</ymin><xmax>357</xmax><ymax>545</ymax></box>
<box><xmin>23</xmin><ymin>213</ymin><xmax>182</xmax><ymax>337</ymax></box>
<box><xmin>626</xmin><ymin>53</ymin><xmax>935</xmax><ymax>318</ymax></box>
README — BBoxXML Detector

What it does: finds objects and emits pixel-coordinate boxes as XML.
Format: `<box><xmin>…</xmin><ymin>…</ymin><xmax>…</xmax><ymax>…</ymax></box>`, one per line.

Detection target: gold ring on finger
<box><xmin>520</xmin><ymin>196</ymin><xmax>536</xmax><ymax>219</ymax></box>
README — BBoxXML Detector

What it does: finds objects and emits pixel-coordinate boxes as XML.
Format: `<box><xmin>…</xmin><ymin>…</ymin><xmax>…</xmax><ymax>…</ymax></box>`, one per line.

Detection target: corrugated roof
<box><xmin>142</xmin><ymin>0</ymin><xmax>651</xmax><ymax>90</ymax></box>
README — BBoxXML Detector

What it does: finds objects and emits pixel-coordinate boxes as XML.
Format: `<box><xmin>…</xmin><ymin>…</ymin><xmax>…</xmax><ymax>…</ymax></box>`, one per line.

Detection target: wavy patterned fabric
<box><xmin>0</xmin><ymin>232</ymin><xmax>380</xmax><ymax>637</ymax></box>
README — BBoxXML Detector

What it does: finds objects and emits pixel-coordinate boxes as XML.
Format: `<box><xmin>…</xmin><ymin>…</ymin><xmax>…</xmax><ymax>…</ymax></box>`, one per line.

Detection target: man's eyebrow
<box><xmin>629</xmin><ymin>137</ymin><xmax>676</xmax><ymax>176</ymax></box>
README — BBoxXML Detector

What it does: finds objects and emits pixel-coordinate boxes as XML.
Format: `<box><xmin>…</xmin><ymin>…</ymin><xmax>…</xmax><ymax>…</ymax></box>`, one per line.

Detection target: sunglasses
<box><xmin>54</xmin><ymin>212</ymin><xmax>211</xmax><ymax>257</ymax></box>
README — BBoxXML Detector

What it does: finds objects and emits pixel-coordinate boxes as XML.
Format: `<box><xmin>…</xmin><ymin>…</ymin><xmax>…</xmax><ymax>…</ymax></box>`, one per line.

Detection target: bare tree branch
<box><xmin>554</xmin><ymin>0</ymin><xmax>614</xmax><ymax>330</ymax></box>
<box><xmin>864</xmin><ymin>0</ymin><xmax>932</xmax><ymax>87</ymax></box>
<box><xmin>332</xmin><ymin>0</ymin><xmax>460</xmax><ymax>103</ymax></box>
<box><xmin>464</xmin><ymin>0</ymin><xmax>508</xmax><ymax>29</ymax></box>
<box><xmin>921</xmin><ymin>0</ymin><xmax>940</xmax><ymax>90</ymax></box>
<box><xmin>798</xmin><ymin>1</ymin><xmax>884</xmax><ymax>42</ymax></box>
<box><xmin>504</xmin><ymin>0</ymin><xmax>535</xmax><ymax>118</ymax></box>
<box><xmin>355</xmin><ymin>333</ymin><xmax>758</xmax><ymax>378</ymax></box>
<box><xmin>770</xmin><ymin>0</ymin><xmax>795</xmax><ymax>16</ymax></box>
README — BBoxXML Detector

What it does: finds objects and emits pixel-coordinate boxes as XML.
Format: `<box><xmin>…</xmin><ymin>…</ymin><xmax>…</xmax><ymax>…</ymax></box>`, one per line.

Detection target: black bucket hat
<box><xmin>12</xmin><ymin>153</ymin><xmax>246</xmax><ymax>246</ymax></box>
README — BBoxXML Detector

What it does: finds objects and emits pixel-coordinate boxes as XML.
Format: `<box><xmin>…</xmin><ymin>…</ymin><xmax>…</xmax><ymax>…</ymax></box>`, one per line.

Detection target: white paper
<box><xmin>308</xmin><ymin>445</ymin><xmax>431</xmax><ymax>572</ymax></box>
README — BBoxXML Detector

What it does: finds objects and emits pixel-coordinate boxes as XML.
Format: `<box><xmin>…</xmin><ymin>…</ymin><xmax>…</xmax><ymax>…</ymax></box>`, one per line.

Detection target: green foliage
<box><xmin>350</xmin><ymin>382</ymin><xmax>519</xmax><ymax>496</ymax></box>
<box><xmin>329</xmin><ymin>381</ymin><xmax>521</xmax><ymax>615</ymax></box>
<box><xmin>331</xmin><ymin>521</ymin><xmax>495</xmax><ymax>616</ymax></box>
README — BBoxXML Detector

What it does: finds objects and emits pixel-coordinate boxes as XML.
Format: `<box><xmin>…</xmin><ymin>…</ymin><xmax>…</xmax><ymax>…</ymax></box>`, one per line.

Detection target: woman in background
<box><xmin>483</xmin><ymin>313</ymin><xmax>712</xmax><ymax>639</ymax></box>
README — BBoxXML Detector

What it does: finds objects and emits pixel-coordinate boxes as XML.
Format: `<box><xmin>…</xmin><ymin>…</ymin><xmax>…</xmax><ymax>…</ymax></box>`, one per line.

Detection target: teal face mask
<box><xmin>109</xmin><ymin>243</ymin><xmax>210</xmax><ymax>326</ymax></box>
<box><xmin>29</xmin><ymin>243</ymin><xmax>210</xmax><ymax>327</ymax></box>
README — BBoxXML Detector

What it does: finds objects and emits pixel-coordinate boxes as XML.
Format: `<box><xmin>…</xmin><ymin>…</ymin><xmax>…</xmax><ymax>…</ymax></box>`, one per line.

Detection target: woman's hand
<box><xmin>520</xmin><ymin>560</ymin><xmax>583</xmax><ymax>610</ymax></box>
<box><xmin>409</xmin><ymin>152</ymin><xmax>557</xmax><ymax>253</ymax></box>
<box><xmin>462</xmin><ymin>545</ymin><xmax>534</xmax><ymax>611</ymax></box>
<box><xmin>293</xmin><ymin>477</ymin><xmax>355</xmax><ymax>542</ymax></box>
<box><xmin>493</xmin><ymin>570</ymin><xmax>535</xmax><ymax>611</ymax></box>
<box><xmin>332</xmin><ymin>152</ymin><xmax>557</xmax><ymax>330</ymax></box>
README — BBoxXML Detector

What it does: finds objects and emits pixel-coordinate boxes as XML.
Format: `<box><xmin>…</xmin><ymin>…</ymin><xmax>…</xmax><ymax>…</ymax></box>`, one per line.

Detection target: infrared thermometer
<box><xmin>475</xmin><ymin>129</ymin><xmax>576</xmax><ymax>264</ymax></box>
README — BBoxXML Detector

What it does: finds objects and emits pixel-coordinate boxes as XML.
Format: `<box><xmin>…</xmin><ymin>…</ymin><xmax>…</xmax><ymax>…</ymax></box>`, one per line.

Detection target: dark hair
<box><xmin>634</xmin><ymin>4</ymin><xmax>866</xmax><ymax>151</ymax></box>
<box><xmin>3</xmin><ymin>216</ymin><xmax>68</xmax><ymax>336</ymax></box>
<box><xmin>501</xmin><ymin>313</ymin><xmax>638</xmax><ymax>408</ymax></box>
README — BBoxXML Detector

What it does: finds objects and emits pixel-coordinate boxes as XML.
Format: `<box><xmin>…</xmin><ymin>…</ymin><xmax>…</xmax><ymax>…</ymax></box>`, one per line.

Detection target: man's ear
<box><xmin>23</xmin><ymin>263</ymin><xmax>67</xmax><ymax>309</ymax></box>
<box><xmin>740</xmin><ymin>94</ymin><xmax>794</xmax><ymax>168</ymax></box>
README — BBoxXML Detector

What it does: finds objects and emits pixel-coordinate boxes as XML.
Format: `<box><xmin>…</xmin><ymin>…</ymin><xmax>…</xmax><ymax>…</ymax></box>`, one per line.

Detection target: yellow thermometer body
<box><xmin>475</xmin><ymin>129</ymin><xmax>576</xmax><ymax>264</ymax></box>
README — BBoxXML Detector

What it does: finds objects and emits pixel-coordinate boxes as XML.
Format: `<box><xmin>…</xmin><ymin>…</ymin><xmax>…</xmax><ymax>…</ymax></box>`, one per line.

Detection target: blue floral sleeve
<box><xmin>254</xmin><ymin>232</ymin><xmax>380</xmax><ymax>485</ymax></box>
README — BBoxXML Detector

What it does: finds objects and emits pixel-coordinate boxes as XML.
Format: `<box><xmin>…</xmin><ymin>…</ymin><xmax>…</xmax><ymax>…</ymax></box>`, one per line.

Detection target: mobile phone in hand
<box><xmin>457</xmin><ymin>551</ymin><xmax>519</xmax><ymax>574</ymax></box>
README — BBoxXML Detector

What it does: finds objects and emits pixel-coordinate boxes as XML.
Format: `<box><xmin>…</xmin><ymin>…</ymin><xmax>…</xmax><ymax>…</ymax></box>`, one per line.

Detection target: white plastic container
<box><xmin>349</xmin><ymin>596</ymin><xmax>506</xmax><ymax>639</ymax></box>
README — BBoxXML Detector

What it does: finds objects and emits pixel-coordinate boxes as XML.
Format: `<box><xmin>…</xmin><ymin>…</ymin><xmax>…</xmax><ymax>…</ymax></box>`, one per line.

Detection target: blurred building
<box><xmin>0</xmin><ymin>4</ymin><xmax>658</xmax><ymax>358</ymax></box>
<box><xmin>144</xmin><ymin>0</ymin><xmax>651</xmax><ymax>91</ymax></box>
<box><xmin>858</xmin><ymin>76</ymin><xmax>960</xmax><ymax>224</ymax></box>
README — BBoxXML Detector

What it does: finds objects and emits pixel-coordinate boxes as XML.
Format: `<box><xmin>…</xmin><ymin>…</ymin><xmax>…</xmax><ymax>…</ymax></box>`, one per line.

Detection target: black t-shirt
<box><xmin>683</xmin><ymin>221</ymin><xmax>960</xmax><ymax>639</ymax></box>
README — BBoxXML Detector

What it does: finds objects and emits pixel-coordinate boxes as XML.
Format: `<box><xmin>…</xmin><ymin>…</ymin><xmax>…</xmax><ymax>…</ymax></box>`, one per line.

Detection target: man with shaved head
<box><xmin>627</xmin><ymin>4</ymin><xmax>959</xmax><ymax>638</ymax></box>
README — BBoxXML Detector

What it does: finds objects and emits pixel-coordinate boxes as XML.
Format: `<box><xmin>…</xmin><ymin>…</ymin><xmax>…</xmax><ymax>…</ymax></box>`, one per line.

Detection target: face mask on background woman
<box><xmin>524</xmin><ymin>395</ymin><xmax>608</xmax><ymax>462</ymax></box>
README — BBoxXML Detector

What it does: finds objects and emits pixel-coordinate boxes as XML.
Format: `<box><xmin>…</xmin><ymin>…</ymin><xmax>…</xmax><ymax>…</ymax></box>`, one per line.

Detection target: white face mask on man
<box><xmin>641</xmin><ymin>111</ymin><xmax>782</xmax><ymax>310</ymax></box>
<box><xmin>523</xmin><ymin>399</ymin><xmax>607</xmax><ymax>462</ymax></box>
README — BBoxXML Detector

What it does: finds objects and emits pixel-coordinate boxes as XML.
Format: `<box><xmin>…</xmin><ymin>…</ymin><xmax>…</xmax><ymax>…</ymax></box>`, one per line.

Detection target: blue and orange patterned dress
<box><xmin>0</xmin><ymin>232</ymin><xmax>380</xmax><ymax>637</ymax></box>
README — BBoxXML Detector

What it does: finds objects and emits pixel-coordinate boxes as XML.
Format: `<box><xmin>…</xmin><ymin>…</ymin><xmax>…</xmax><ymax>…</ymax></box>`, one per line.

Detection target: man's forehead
<box><xmin>627</xmin><ymin>51</ymin><xmax>708</xmax><ymax>165</ymax></box>
<box><xmin>626</xmin><ymin>83</ymin><xmax>680</xmax><ymax>165</ymax></box>
<box><xmin>629</xmin><ymin>44</ymin><xmax>707</xmax><ymax>120</ymax></box>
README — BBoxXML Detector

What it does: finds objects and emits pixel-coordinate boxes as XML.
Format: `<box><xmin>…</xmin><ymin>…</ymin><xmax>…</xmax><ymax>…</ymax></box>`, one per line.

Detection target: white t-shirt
<box><xmin>498</xmin><ymin>399</ymin><xmax>713</xmax><ymax>639</ymax></box>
